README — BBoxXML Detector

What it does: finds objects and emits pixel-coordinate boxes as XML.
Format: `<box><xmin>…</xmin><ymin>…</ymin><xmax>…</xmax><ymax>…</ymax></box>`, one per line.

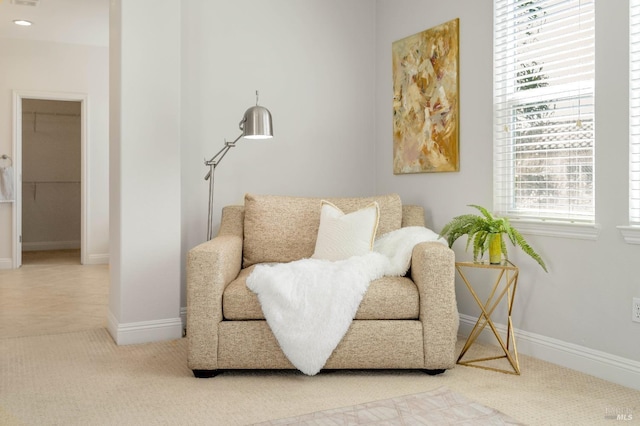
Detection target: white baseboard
<box><xmin>107</xmin><ymin>311</ymin><xmax>183</xmax><ymax>345</ymax></box>
<box><xmin>0</xmin><ymin>258</ymin><xmax>13</xmax><ymax>269</ymax></box>
<box><xmin>85</xmin><ymin>253</ymin><xmax>109</xmax><ymax>265</ymax></box>
<box><xmin>23</xmin><ymin>240</ymin><xmax>80</xmax><ymax>251</ymax></box>
<box><xmin>459</xmin><ymin>314</ymin><xmax>640</xmax><ymax>391</ymax></box>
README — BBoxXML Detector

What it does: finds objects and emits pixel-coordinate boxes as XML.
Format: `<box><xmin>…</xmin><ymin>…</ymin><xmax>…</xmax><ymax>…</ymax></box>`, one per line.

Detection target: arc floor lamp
<box><xmin>205</xmin><ymin>92</ymin><xmax>273</xmax><ymax>240</ymax></box>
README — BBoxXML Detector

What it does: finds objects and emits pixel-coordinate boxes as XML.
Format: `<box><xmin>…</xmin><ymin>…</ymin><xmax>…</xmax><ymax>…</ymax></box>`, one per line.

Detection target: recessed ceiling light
<box><xmin>13</xmin><ymin>20</ymin><xmax>33</xmax><ymax>26</ymax></box>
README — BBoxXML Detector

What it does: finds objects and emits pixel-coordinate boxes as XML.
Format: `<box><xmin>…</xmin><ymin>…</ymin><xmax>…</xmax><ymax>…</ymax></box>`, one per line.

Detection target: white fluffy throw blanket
<box><xmin>246</xmin><ymin>226</ymin><xmax>446</xmax><ymax>375</ymax></box>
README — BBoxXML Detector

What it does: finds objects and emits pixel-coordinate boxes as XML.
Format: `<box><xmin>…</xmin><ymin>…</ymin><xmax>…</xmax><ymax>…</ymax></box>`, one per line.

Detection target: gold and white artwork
<box><xmin>392</xmin><ymin>19</ymin><xmax>460</xmax><ymax>174</ymax></box>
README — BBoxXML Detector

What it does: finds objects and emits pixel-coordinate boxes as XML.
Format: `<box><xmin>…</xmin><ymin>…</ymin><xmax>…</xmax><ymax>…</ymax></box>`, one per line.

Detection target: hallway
<box><xmin>0</xmin><ymin>251</ymin><xmax>108</xmax><ymax>338</ymax></box>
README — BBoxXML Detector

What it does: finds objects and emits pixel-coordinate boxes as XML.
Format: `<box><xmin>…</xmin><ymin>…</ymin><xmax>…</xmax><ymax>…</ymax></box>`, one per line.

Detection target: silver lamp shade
<box><xmin>205</xmin><ymin>93</ymin><xmax>273</xmax><ymax>240</ymax></box>
<box><xmin>241</xmin><ymin>105</ymin><xmax>273</xmax><ymax>139</ymax></box>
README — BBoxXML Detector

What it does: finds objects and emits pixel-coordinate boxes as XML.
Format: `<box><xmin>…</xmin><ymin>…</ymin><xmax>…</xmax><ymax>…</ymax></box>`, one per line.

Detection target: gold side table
<box><xmin>456</xmin><ymin>260</ymin><xmax>520</xmax><ymax>375</ymax></box>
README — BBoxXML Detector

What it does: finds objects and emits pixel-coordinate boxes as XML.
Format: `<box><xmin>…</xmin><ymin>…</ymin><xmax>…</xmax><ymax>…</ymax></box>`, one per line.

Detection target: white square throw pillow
<box><xmin>311</xmin><ymin>200</ymin><xmax>380</xmax><ymax>261</ymax></box>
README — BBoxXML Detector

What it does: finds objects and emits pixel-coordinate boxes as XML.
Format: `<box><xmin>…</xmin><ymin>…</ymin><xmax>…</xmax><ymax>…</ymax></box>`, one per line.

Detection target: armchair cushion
<box><xmin>223</xmin><ymin>269</ymin><xmax>419</xmax><ymax>321</ymax></box>
<box><xmin>242</xmin><ymin>193</ymin><xmax>403</xmax><ymax>267</ymax></box>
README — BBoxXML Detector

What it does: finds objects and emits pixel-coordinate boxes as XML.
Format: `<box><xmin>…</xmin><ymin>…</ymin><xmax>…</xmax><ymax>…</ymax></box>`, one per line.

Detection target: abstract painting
<box><xmin>392</xmin><ymin>19</ymin><xmax>459</xmax><ymax>174</ymax></box>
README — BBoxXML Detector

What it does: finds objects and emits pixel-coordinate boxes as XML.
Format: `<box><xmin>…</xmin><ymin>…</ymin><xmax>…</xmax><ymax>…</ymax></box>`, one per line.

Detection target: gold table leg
<box><xmin>456</xmin><ymin>263</ymin><xmax>520</xmax><ymax>375</ymax></box>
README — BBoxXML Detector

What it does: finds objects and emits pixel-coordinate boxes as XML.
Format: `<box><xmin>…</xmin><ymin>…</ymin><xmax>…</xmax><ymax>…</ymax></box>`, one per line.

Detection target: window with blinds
<box><xmin>631</xmin><ymin>0</ymin><xmax>640</xmax><ymax>225</ymax></box>
<box><xmin>494</xmin><ymin>0</ymin><xmax>595</xmax><ymax>222</ymax></box>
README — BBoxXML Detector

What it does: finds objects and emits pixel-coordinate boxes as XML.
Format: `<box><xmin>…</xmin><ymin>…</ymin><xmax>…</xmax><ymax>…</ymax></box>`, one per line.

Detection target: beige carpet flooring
<box><xmin>2</xmin><ymin>329</ymin><xmax>639</xmax><ymax>425</ymax></box>
<box><xmin>1</xmin><ymin>253</ymin><xmax>639</xmax><ymax>425</ymax></box>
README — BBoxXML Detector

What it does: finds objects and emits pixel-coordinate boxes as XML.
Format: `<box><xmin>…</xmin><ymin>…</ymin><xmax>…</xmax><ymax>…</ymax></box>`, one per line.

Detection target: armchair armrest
<box><xmin>411</xmin><ymin>241</ymin><xmax>458</xmax><ymax>369</ymax></box>
<box><xmin>187</xmin><ymin>207</ymin><xmax>244</xmax><ymax>370</ymax></box>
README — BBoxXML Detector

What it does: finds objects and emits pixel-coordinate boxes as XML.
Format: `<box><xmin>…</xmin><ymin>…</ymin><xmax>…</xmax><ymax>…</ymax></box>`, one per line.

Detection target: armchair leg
<box><xmin>422</xmin><ymin>369</ymin><xmax>446</xmax><ymax>376</ymax></box>
<box><xmin>192</xmin><ymin>369</ymin><xmax>220</xmax><ymax>378</ymax></box>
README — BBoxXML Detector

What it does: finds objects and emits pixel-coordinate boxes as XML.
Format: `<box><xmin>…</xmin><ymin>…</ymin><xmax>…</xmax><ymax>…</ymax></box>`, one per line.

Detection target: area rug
<box><xmin>253</xmin><ymin>386</ymin><xmax>524</xmax><ymax>425</ymax></box>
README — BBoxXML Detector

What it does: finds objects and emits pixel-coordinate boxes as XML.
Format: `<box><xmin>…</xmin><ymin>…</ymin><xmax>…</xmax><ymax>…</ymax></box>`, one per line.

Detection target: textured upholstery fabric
<box><xmin>411</xmin><ymin>241</ymin><xmax>459</xmax><ymax>369</ymax></box>
<box><xmin>242</xmin><ymin>193</ymin><xmax>403</xmax><ymax>267</ymax></box>
<box><xmin>218</xmin><ymin>320</ymin><xmax>424</xmax><ymax>369</ymax></box>
<box><xmin>187</xmin><ymin>197</ymin><xmax>459</xmax><ymax>374</ymax></box>
<box><xmin>224</xmin><ymin>270</ymin><xmax>419</xmax><ymax>321</ymax></box>
<box><xmin>402</xmin><ymin>205</ymin><xmax>427</xmax><ymax>227</ymax></box>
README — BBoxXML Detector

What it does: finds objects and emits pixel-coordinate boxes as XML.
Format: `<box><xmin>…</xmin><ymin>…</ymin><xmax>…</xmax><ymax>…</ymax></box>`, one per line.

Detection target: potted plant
<box><xmin>439</xmin><ymin>204</ymin><xmax>547</xmax><ymax>272</ymax></box>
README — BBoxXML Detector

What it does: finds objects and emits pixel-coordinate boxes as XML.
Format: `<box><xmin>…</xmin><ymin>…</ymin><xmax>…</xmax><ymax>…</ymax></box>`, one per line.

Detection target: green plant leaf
<box><xmin>469</xmin><ymin>204</ymin><xmax>494</xmax><ymax>221</ymax></box>
<box><xmin>439</xmin><ymin>204</ymin><xmax>548</xmax><ymax>272</ymax></box>
<box><xmin>439</xmin><ymin>214</ymin><xmax>482</xmax><ymax>248</ymax></box>
<box><xmin>508</xmin><ymin>227</ymin><xmax>548</xmax><ymax>272</ymax></box>
<box><xmin>500</xmin><ymin>235</ymin><xmax>509</xmax><ymax>259</ymax></box>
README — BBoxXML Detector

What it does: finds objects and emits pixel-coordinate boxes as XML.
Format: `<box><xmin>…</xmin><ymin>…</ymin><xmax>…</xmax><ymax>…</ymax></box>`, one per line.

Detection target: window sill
<box><xmin>509</xmin><ymin>219</ymin><xmax>600</xmax><ymax>240</ymax></box>
<box><xmin>617</xmin><ymin>226</ymin><xmax>640</xmax><ymax>244</ymax></box>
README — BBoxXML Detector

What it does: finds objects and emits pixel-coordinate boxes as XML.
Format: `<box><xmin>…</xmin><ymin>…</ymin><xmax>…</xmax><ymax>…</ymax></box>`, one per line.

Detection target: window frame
<box><xmin>493</xmin><ymin>0</ymin><xmax>598</xmax><ymax>237</ymax></box>
<box><xmin>620</xmin><ymin>0</ymin><xmax>640</xmax><ymax>243</ymax></box>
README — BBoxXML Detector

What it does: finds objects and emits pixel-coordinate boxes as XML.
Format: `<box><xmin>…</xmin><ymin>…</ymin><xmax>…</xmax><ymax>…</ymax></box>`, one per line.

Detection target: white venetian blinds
<box><xmin>630</xmin><ymin>0</ymin><xmax>640</xmax><ymax>225</ymax></box>
<box><xmin>494</xmin><ymin>0</ymin><xmax>595</xmax><ymax>222</ymax></box>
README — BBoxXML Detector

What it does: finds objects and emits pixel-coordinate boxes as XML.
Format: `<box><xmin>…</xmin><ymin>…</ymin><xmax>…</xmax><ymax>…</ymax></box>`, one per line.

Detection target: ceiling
<box><xmin>0</xmin><ymin>0</ymin><xmax>108</xmax><ymax>47</ymax></box>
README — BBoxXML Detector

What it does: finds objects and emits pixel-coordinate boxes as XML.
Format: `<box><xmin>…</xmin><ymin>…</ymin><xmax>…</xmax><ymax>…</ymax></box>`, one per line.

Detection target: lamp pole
<box><xmin>204</xmin><ymin>133</ymin><xmax>243</xmax><ymax>241</ymax></box>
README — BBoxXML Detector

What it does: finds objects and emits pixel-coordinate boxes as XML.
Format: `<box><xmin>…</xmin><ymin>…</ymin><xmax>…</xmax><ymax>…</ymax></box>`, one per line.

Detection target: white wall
<box><xmin>375</xmin><ymin>0</ymin><xmax>640</xmax><ymax>388</ymax></box>
<box><xmin>108</xmin><ymin>0</ymin><xmax>182</xmax><ymax>344</ymax></box>
<box><xmin>180</xmin><ymin>0</ymin><xmax>378</xmax><ymax>306</ymax></box>
<box><xmin>0</xmin><ymin>38</ymin><xmax>109</xmax><ymax>267</ymax></box>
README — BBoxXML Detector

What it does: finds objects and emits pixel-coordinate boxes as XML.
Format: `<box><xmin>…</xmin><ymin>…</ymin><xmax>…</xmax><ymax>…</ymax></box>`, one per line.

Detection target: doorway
<box><xmin>12</xmin><ymin>91</ymin><xmax>88</xmax><ymax>268</ymax></box>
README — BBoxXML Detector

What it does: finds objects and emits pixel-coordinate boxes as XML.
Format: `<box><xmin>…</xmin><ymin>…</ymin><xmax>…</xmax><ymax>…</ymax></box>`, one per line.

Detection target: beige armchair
<box><xmin>187</xmin><ymin>193</ymin><xmax>459</xmax><ymax>377</ymax></box>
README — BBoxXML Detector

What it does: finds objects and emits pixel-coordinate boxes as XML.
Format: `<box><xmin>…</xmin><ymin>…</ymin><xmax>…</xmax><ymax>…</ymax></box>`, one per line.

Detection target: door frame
<box><xmin>12</xmin><ymin>90</ymin><xmax>89</xmax><ymax>267</ymax></box>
